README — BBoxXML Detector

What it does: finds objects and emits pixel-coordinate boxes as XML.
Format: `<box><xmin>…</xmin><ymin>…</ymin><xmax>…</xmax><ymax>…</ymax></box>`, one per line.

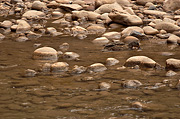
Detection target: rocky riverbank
<box><xmin>1</xmin><ymin>0</ymin><xmax>180</xmax><ymax>118</ymax></box>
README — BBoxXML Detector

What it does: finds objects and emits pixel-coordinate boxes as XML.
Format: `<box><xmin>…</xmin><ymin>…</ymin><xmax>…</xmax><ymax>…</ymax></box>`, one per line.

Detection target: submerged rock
<box><xmin>33</xmin><ymin>47</ymin><xmax>58</xmax><ymax>61</ymax></box>
<box><xmin>51</xmin><ymin>62</ymin><xmax>69</xmax><ymax>72</ymax></box>
<box><xmin>99</xmin><ymin>82</ymin><xmax>111</xmax><ymax>90</ymax></box>
<box><xmin>106</xmin><ymin>58</ymin><xmax>119</xmax><ymax>66</ymax></box>
<box><xmin>24</xmin><ymin>69</ymin><xmax>37</xmax><ymax>77</ymax></box>
<box><xmin>71</xmin><ymin>65</ymin><xmax>87</xmax><ymax>74</ymax></box>
<box><xmin>124</xmin><ymin>56</ymin><xmax>162</xmax><ymax>69</ymax></box>
<box><xmin>122</xmin><ymin>80</ymin><xmax>142</xmax><ymax>89</ymax></box>
<box><xmin>166</xmin><ymin>70</ymin><xmax>177</xmax><ymax>77</ymax></box>
<box><xmin>87</xmin><ymin>63</ymin><xmax>107</xmax><ymax>72</ymax></box>
<box><xmin>166</xmin><ymin>58</ymin><xmax>180</xmax><ymax>70</ymax></box>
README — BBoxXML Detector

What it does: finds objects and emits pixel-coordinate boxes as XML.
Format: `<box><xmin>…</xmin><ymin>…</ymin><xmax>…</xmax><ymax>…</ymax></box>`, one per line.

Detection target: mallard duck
<box><xmin>102</xmin><ymin>41</ymin><xmax>140</xmax><ymax>52</ymax></box>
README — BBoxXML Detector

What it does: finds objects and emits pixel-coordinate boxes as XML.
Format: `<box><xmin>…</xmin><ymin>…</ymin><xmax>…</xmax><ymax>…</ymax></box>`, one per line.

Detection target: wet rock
<box><xmin>167</xmin><ymin>34</ymin><xmax>180</xmax><ymax>44</ymax></box>
<box><xmin>143</xmin><ymin>26</ymin><xmax>158</xmax><ymax>35</ymax></box>
<box><xmin>109</xmin><ymin>11</ymin><xmax>143</xmax><ymax>26</ymax></box>
<box><xmin>163</xmin><ymin>0</ymin><xmax>180</xmax><ymax>12</ymax></box>
<box><xmin>124</xmin><ymin>56</ymin><xmax>161</xmax><ymax>69</ymax></box>
<box><xmin>143</xmin><ymin>10</ymin><xmax>167</xmax><ymax>17</ymax></box>
<box><xmin>41</xmin><ymin>63</ymin><xmax>51</xmax><ymax>72</ymax></box>
<box><xmin>95</xmin><ymin>0</ymin><xmax>116</xmax><ymax>8</ymax></box>
<box><xmin>121</xmin><ymin>26</ymin><xmax>144</xmax><ymax>37</ymax></box>
<box><xmin>51</xmin><ymin>11</ymin><xmax>64</xmax><ymax>19</ymax></box>
<box><xmin>166</xmin><ymin>70</ymin><xmax>177</xmax><ymax>77</ymax></box>
<box><xmin>16</xmin><ymin>20</ymin><xmax>31</xmax><ymax>33</ymax></box>
<box><xmin>122</xmin><ymin>80</ymin><xmax>142</xmax><ymax>89</ymax></box>
<box><xmin>102</xmin><ymin>32</ymin><xmax>121</xmax><ymax>40</ymax></box>
<box><xmin>56</xmin><ymin>0</ymin><xmax>71</xmax><ymax>4</ymax></box>
<box><xmin>106</xmin><ymin>58</ymin><xmax>119</xmax><ymax>66</ymax></box>
<box><xmin>87</xmin><ymin>63</ymin><xmax>107</xmax><ymax>73</ymax></box>
<box><xmin>51</xmin><ymin>62</ymin><xmax>69</xmax><ymax>72</ymax></box>
<box><xmin>92</xmin><ymin>37</ymin><xmax>109</xmax><ymax>45</ymax></box>
<box><xmin>0</xmin><ymin>20</ymin><xmax>12</xmax><ymax>28</ymax></box>
<box><xmin>15</xmin><ymin>36</ymin><xmax>28</xmax><ymax>42</ymax></box>
<box><xmin>59</xmin><ymin>43</ymin><xmax>69</xmax><ymax>51</ymax></box>
<box><xmin>130</xmin><ymin>30</ymin><xmax>149</xmax><ymax>40</ymax></box>
<box><xmin>99</xmin><ymin>82</ymin><xmax>111</xmax><ymax>90</ymax></box>
<box><xmin>33</xmin><ymin>47</ymin><xmax>58</xmax><ymax>61</ymax></box>
<box><xmin>87</xmin><ymin>24</ymin><xmax>106</xmax><ymax>34</ymax></box>
<box><xmin>63</xmin><ymin>52</ymin><xmax>80</xmax><ymax>60</ymax></box>
<box><xmin>0</xmin><ymin>33</ymin><xmax>5</xmax><ymax>40</ymax></box>
<box><xmin>166</xmin><ymin>58</ymin><xmax>180</xmax><ymax>70</ymax></box>
<box><xmin>22</xmin><ymin>10</ymin><xmax>46</xmax><ymax>19</ymax></box>
<box><xmin>24</xmin><ymin>69</ymin><xmax>37</xmax><ymax>77</ymax></box>
<box><xmin>59</xmin><ymin>4</ymin><xmax>83</xmax><ymax>11</ymax></box>
<box><xmin>71</xmin><ymin>26</ymin><xmax>87</xmax><ymax>37</ymax></box>
<box><xmin>95</xmin><ymin>2</ymin><xmax>123</xmax><ymax>14</ymax></box>
<box><xmin>123</xmin><ymin>36</ymin><xmax>139</xmax><ymax>44</ymax></box>
<box><xmin>27</xmin><ymin>31</ymin><xmax>42</xmax><ymax>40</ymax></box>
<box><xmin>71</xmin><ymin>65</ymin><xmax>87</xmax><ymax>74</ymax></box>
<box><xmin>77</xmin><ymin>76</ymin><xmax>95</xmax><ymax>81</ymax></box>
<box><xmin>31</xmin><ymin>1</ymin><xmax>47</xmax><ymax>11</ymax></box>
<box><xmin>155</xmin><ymin>22</ymin><xmax>180</xmax><ymax>33</ymax></box>
<box><xmin>131</xmin><ymin>101</ymin><xmax>144</xmax><ymax>109</ymax></box>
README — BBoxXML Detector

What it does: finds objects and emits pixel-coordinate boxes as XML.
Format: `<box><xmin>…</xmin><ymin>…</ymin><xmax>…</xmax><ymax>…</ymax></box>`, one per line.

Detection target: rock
<box><xmin>24</xmin><ymin>69</ymin><xmax>37</xmax><ymax>77</ymax></box>
<box><xmin>163</xmin><ymin>0</ymin><xmax>180</xmax><ymax>11</ymax></box>
<box><xmin>59</xmin><ymin>4</ymin><xmax>83</xmax><ymax>11</ymax></box>
<box><xmin>163</xmin><ymin>18</ymin><xmax>176</xmax><ymax>24</ymax></box>
<box><xmin>143</xmin><ymin>10</ymin><xmax>167</xmax><ymax>17</ymax></box>
<box><xmin>87</xmin><ymin>63</ymin><xmax>107</xmax><ymax>72</ymax></box>
<box><xmin>56</xmin><ymin>0</ymin><xmax>71</xmax><ymax>4</ymax></box>
<box><xmin>125</xmin><ymin>7</ymin><xmax>135</xmax><ymax>15</ymax></box>
<box><xmin>143</xmin><ymin>26</ymin><xmax>159</xmax><ymax>35</ymax></box>
<box><xmin>130</xmin><ymin>30</ymin><xmax>149</xmax><ymax>40</ymax></box>
<box><xmin>121</xmin><ymin>26</ymin><xmax>144</xmax><ymax>37</ymax></box>
<box><xmin>131</xmin><ymin>101</ymin><xmax>144</xmax><ymax>109</ymax></box>
<box><xmin>175</xmin><ymin>79</ymin><xmax>180</xmax><ymax>90</ymax></box>
<box><xmin>166</xmin><ymin>70</ymin><xmax>177</xmax><ymax>77</ymax></box>
<box><xmin>15</xmin><ymin>36</ymin><xmax>28</xmax><ymax>42</ymax></box>
<box><xmin>47</xmin><ymin>1</ymin><xmax>60</xmax><ymax>8</ymax></box>
<box><xmin>72</xmin><ymin>11</ymin><xmax>100</xmax><ymax>21</ymax></box>
<box><xmin>87</xmin><ymin>24</ymin><xmax>106</xmax><ymax>34</ymax></box>
<box><xmin>16</xmin><ymin>20</ymin><xmax>31</xmax><ymax>33</ymax></box>
<box><xmin>92</xmin><ymin>37</ymin><xmax>109</xmax><ymax>45</ymax></box>
<box><xmin>51</xmin><ymin>62</ymin><xmax>69</xmax><ymax>72</ymax></box>
<box><xmin>0</xmin><ymin>33</ymin><xmax>5</xmax><ymax>40</ymax></box>
<box><xmin>102</xmin><ymin>32</ymin><xmax>121</xmax><ymax>40</ymax></box>
<box><xmin>99</xmin><ymin>82</ymin><xmax>111</xmax><ymax>90</ymax></box>
<box><xmin>123</xmin><ymin>36</ymin><xmax>139</xmax><ymax>44</ymax></box>
<box><xmin>95</xmin><ymin>2</ymin><xmax>123</xmax><ymax>14</ymax></box>
<box><xmin>122</xmin><ymin>80</ymin><xmax>142</xmax><ymax>89</ymax></box>
<box><xmin>124</xmin><ymin>56</ymin><xmax>161</xmax><ymax>69</ymax></box>
<box><xmin>0</xmin><ymin>20</ymin><xmax>12</xmax><ymax>28</ymax></box>
<box><xmin>22</xmin><ymin>10</ymin><xmax>46</xmax><ymax>19</ymax></box>
<box><xmin>167</xmin><ymin>34</ymin><xmax>180</xmax><ymax>44</ymax></box>
<box><xmin>59</xmin><ymin>43</ymin><xmax>69</xmax><ymax>51</ymax></box>
<box><xmin>106</xmin><ymin>58</ymin><xmax>119</xmax><ymax>66</ymax></box>
<box><xmin>95</xmin><ymin>0</ymin><xmax>116</xmax><ymax>8</ymax></box>
<box><xmin>71</xmin><ymin>65</ymin><xmax>87</xmax><ymax>74</ymax></box>
<box><xmin>71</xmin><ymin>26</ymin><xmax>87</xmax><ymax>37</ymax></box>
<box><xmin>33</xmin><ymin>47</ymin><xmax>58</xmax><ymax>61</ymax></box>
<box><xmin>41</xmin><ymin>63</ymin><xmax>51</xmax><ymax>72</ymax></box>
<box><xmin>31</xmin><ymin>1</ymin><xmax>47</xmax><ymax>10</ymax></box>
<box><xmin>109</xmin><ymin>11</ymin><xmax>143</xmax><ymax>26</ymax></box>
<box><xmin>11</xmin><ymin>25</ymin><xmax>18</xmax><ymax>31</ymax></box>
<box><xmin>116</xmin><ymin>0</ymin><xmax>131</xmax><ymax>7</ymax></box>
<box><xmin>63</xmin><ymin>52</ymin><xmax>80</xmax><ymax>60</ymax></box>
<box><xmin>51</xmin><ymin>11</ymin><xmax>64</xmax><ymax>19</ymax></box>
<box><xmin>27</xmin><ymin>31</ymin><xmax>42</xmax><ymax>40</ymax></box>
<box><xmin>166</xmin><ymin>58</ymin><xmax>180</xmax><ymax>70</ymax></box>
<box><xmin>155</xmin><ymin>22</ymin><xmax>180</xmax><ymax>33</ymax></box>
<box><xmin>136</xmin><ymin>0</ymin><xmax>155</xmax><ymax>5</ymax></box>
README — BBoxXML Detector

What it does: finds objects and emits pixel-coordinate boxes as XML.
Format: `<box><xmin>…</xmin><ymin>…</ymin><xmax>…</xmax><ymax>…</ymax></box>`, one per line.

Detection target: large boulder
<box><xmin>33</xmin><ymin>47</ymin><xmax>58</xmax><ymax>61</ymax></box>
<box><xmin>16</xmin><ymin>20</ymin><xmax>31</xmax><ymax>33</ymax></box>
<box><xmin>155</xmin><ymin>22</ymin><xmax>180</xmax><ymax>33</ymax></box>
<box><xmin>31</xmin><ymin>1</ymin><xmax>47</xmax><ymax>10</ymax></box>
<box><xmin>95</xmin><ymin>0</ymin><xmax>116</xmax><ymax>8</ymax></box>
<box><xmin>163</xmin><ymin>0</ymin><xmax>180</xmax><ymax>12</ymax></box>
<box><xmin>108</xmin><ymin>11</ymin><xmax>143</xmax><ymax>26</ymax></box>
<box><xmin>166</xmin><ymin>58</ymin><xmax>180</xmax><ymax>70</ymax></box>
<box><xmin>124</xmin><ymin>56</ymin><xmax>161</xmax><ymax>69</ymax></box>
<box><xmin>95</xmin><ymin>2</ymin><xmax>123</xmax><ymax>14</ymax></box>
<box><xmin>22</xmin><ymin>10</ymin><xmax>46</xmax><ymax>19</ymax></box>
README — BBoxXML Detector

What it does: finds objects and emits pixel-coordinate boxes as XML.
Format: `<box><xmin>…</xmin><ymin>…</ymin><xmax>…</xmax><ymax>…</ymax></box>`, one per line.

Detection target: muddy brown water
<box><xmin>1</xmin><ymin>19</ymin><xmax>180</xmax><ymax>119</ymax></box>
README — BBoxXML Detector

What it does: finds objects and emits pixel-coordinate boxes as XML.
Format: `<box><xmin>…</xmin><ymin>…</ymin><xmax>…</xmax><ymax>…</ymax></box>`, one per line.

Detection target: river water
<box><xmin>1</xmin><ymin>17</ymin><xmax>180</xmax><ymax>119</ymax></box>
